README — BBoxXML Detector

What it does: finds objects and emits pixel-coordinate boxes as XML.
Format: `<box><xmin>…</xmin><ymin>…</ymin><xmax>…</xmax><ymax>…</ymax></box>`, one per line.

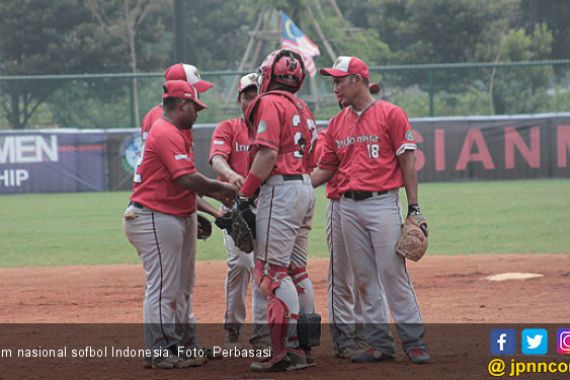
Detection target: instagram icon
<box><xmin>557</xmin><ymin>329</ymin><xmax>570</xmax><ymax>354</ymax></box>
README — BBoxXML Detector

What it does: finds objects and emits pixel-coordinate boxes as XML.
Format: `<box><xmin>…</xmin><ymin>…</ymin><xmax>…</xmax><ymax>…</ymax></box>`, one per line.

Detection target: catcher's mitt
<box><xmin>395</xmin><ymin>207</ymin><xmax>428</xmax><ymax>262</ymax></box>
<box><xmin>215</xmin><ymin>197</ymin><xmax>256</xmax><ymax>253</ymax></box>
<box><xmin>197</xmin><ymin>214</ymin><xmax>213</xmax><ymax>240</ymax></box>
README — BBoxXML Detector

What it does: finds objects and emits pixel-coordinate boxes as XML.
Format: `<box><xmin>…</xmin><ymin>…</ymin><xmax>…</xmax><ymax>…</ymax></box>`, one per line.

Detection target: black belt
<box><xmin>129</xmin><ymin>201</ymin><xmax>144</xmax><ymax>209</ymax></box>
<box><xmin>282</xmin><ymin>174</ymin><xmax>303</xmax><ymax>181</ymax></box>
<box><xmin>343</xmin><ymin>190</ymin><xmax>388</xmax><ymax>201</ymax></box>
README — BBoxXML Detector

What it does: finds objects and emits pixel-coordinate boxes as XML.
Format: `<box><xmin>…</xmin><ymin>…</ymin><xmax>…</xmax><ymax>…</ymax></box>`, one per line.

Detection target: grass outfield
<box><xmin>0</xmin><ymin>179</ymin><xmax>568</xmax><ymax>268</ymax></box>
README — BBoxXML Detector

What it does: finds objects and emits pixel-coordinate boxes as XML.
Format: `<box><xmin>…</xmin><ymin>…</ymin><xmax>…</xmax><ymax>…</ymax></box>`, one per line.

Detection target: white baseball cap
<box><xmin>320</xmin><ymin>56</ymin><xmax>369</xmax><ymax>79</ymax></box>
<box><xmin>164</xmin><ymin>63</ymin><xmax>214</xmax><ymax>93</ymax></box>
<box><xmin>238</xmin><ymin>73</ymin><xmax>259</xmax><ymax>93</ymax></box>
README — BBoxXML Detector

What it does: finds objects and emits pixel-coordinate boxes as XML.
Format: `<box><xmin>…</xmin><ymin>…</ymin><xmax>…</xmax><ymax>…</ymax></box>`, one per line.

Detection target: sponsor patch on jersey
<box><xmin>406</xmin><ymin>130</ymin><xmax>415</xmax><ymax>141</ymax></box>
<box><xmin>175</xmin><ymin>154</ymin><xmax>189</xmax><ymax>160</ymax></box>
<box><xmin>257</xmin><ymin>120</ymin><xmax>267</xmax><ymax>133</ymax></box>
<box><xmin>213</xmin><ymin>140</ymin><xmax>225</xmax><ymax>145</ymax></box>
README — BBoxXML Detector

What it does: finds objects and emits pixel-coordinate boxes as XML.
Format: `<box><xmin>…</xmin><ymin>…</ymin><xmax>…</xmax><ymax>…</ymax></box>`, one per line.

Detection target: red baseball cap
<box><xmin>164</xmin><ymin>63</ymin><xmax>214</xmax><ymax>93</ymax></box>
<box><xmin>162</xmin><ymin>80</ymin><xmax>208</xmax><ymax>110</ymax></box>
<box><xmin>320</xmin><ymin>56</ymin><xmax>369</xmax><ymax>79</ymax></box>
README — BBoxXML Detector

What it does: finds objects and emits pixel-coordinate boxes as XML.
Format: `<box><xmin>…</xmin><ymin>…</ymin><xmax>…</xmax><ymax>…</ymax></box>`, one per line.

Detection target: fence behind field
<box><xmin>1</xmin><ymin>60</ymin><xmax>569</xmax><ymax>130</ymax></box>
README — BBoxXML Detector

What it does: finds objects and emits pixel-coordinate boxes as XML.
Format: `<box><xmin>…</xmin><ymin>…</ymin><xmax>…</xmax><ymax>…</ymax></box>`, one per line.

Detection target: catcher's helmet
<box><xmin>258</xmin><ymin>49</ymin><xmax>306</xmax><ymax>94</ymax></box>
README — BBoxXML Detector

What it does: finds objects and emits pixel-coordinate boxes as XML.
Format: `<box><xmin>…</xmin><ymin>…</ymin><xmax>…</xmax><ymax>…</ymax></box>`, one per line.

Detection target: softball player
<box><xmin>312</xmin><ymin>129</ymin><xmax>366</xmax><ymax>360</ymax></box>
<box><xmin>313</xmin><ymin>56</ymin><xmax>430</xmax><ymax>365</ymax></box>
<box><xmin>313</xmin><ymin>82</ymin><xmax>383</xmax><ymax>360</ymax></box>
<box><xmin>136</xmin><ymin>64</ymin><xmax>223</xmax><ymax>363</ymax></box>
<box><xmin>124</xmin><ymin>80</ymin><xmax>236</xmax><ymax>369</ymax></box>
<box><xmin>209</xmin><ymin>73</ymin><xmax>268</xmax><ymax>349</ymax></box>
<box><xmin>239</xmin><ymin>49</ymin><xmax>319</xmax><ymax>372</ymax></box>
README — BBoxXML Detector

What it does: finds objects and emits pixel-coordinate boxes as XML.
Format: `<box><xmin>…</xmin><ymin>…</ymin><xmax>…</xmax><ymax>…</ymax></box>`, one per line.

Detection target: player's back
<box><xmin>251</xmin><ymin>92</ymin><xmax>317</xmax><ymax>176</ymax></box>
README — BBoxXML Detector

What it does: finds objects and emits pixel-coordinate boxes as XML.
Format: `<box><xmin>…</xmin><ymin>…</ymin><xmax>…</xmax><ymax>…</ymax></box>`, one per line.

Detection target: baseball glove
<box><xmin>197</xmin><ymin>214</ymin><xmax>213</xmax><ymax>240</ymax></box>
<box><xmin>214</xmin><ymin>212</ymin><xmax>233</xmax><ymax>235</ymax></box>
<box><xmin>395</xmin><ymin>207</ymin><xmax>428</xmax><ymax>262</ymax></box>
<box><xmin>215</xmin><ymin>198</ymin><xmax>256</xmax><ymax>253</ymax></box>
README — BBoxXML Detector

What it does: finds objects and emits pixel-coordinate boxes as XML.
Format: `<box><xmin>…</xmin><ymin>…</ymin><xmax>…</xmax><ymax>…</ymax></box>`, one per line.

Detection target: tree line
<box><xmin>0</xmin><ymin>0</ymin><xmax>568</xmax><ymax>129</ymax></box>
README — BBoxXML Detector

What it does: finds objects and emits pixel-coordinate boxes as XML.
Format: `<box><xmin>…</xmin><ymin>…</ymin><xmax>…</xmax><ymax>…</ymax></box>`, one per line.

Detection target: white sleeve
<box><xmin>396</xmin><ymin>142</ymin><xmax>417</xmax><ymax>156</ymax></box>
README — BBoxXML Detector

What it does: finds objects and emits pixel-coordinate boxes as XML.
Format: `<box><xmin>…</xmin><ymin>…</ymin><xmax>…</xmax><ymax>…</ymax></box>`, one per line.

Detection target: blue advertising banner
<box><xmin>0</xmin><ymin>130</ymin><xmax>107</xmax><ymax>194</ymax></box>
<box><xmin>105</xmin><ymin>130</ymin><xmax>141</xmax><ymax>191</ymax></box>
<box><xmin>1</xmin><ymin>113</ymin><xmax>569</xmax><ymax>194</ymax></box>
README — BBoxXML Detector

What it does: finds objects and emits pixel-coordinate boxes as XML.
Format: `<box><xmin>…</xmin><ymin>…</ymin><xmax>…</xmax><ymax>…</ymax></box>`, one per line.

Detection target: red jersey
<box><xmin>131</xmin><ymin>118</ymin><xmax>197</xmax><ymax>217</ymax></box>
<box><xmin>209</xmin><ymin>118</ymin><xmax>253</xmax><ymax>180</ymax></box>
<box><xmin>249</xmin><ymin>92</ymin><xmax>317</xmax><ymax>175</ymax></box>
<box><xmin>141</xmin><ymin>104</ymin><xmax>163</xmax><ymax>141</ymax></box>
<box><xmin>318</xmin><ymin>100</ymin><xmax>416</xmax><ymax>194</ymax></box>
<box><xmin>314</xmin><ymin>129</ymin><xmax>342</xmax><ymax>200</ymax></box>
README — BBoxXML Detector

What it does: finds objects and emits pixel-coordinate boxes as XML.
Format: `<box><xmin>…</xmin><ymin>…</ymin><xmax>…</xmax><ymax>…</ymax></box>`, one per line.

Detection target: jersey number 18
<box><xmin>367</xmin><ymin>143</ymin><xmax>379</xmax><ymax>159</ymax></box>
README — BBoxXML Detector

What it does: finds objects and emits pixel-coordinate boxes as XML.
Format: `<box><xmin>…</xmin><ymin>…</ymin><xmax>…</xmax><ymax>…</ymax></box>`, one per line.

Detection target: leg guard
<box><xmin>288</xmin><ymin>265</ymin><xmax>315</xmax><ymax>315</ymax></box>
<box><xmin>289</xmin><ymin>263</ymin><xmax>320</xmax><ymax>349</ymax></box>
<box><xmin>255</xmin><ymin>260</ymin><xmax>301</xmax><ymax>361</ymax></box>
<box><xmin>298</xmin><ymin>312</ymin><xmax>322</xmax><ymax>348</ymax></box>
<box><xmin>267</xmin><ymin>296</ymin><xmax>300</xmax><ymax>363</ymax></box>
<box><xmin>288</xmin><ymin>265</ymin><xmax>310</xmax><ymax>293</ymax></box>
<box><xmin>254</xmin><ymin>259</ymin><xmax>288</xmax><ymax>298</ymax></box>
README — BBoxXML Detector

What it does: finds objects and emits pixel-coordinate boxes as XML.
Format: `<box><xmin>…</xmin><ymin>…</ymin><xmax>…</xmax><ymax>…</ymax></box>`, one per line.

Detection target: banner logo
<box><xmin>120</xmin><ymin>134</ymin><xmax>142</xmax><ymax>174</ymax></box>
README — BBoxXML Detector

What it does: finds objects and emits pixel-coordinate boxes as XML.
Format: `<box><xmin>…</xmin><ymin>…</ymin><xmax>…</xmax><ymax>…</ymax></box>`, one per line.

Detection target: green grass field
<box><xmin>0</xmin><ymin>179</ymin><xmax>568</xmax><ymax>268</ymax></box>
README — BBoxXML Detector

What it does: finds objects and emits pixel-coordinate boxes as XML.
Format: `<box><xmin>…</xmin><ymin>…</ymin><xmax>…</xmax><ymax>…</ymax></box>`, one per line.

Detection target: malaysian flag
<box><xmin>280</xmin><ymin>11</ymin><xmax>321</xmax><ymax>77</ymax></box>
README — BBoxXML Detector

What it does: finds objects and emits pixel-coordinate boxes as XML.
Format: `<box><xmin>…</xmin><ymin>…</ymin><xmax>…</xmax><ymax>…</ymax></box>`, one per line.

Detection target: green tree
<box><xmin>351</xmin><ymin>0</ymin><xmax>520</xmax><ymax>93</ymax></box>
<box><xmin>84</xmin><ymin>0</ymin><xmax>168</xmax><ymax>127</ymax></box>
<box><xmin>359</xmin><ymin>0</ymin><xmax>518</xmax><ymax>64</ymax></box>
<box><xmin>519</xmin><ymin>0</ymin><xmax>570</xmax><ymax>61</ymax></box>
<box><xmin>491</xmin><ymin>24</ymin><xmax>553</xmax><ymax>114</ymax></box>
<box><xmin>0</xmin><ymin>0</ymin><xmax>127</xmax><ymax>129</ymax></box>
<box><xmin>178</xmin><ymin>0</ymin><xmax>255</xmax><ymax>69</ymax></box>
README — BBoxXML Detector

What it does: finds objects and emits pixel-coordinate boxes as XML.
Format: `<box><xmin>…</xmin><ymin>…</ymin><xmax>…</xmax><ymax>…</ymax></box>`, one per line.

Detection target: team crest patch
<box><xmin>406</xmin><ymin>130</ymin><xmax>415</xmax><ymax>141</ymax></box>
<box><xmin>257</xmin><ymin>120</ymin><xmax>267</xmax><ymax>133</ymax></box>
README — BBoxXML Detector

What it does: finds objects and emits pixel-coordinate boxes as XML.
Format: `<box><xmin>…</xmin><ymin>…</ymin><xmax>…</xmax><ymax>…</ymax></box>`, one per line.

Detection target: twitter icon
<box><xmin>522</xmin><ymin>328</ymin><xmax>548</xmax><ymax>355</ymax></box>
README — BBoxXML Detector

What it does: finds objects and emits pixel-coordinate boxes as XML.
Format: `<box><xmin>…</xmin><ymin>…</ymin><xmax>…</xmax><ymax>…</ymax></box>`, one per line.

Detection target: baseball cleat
<box><xmin>151</xmin><ymin>355</ymin><xmax>206</xmax><ymax>369</ymax></box>
<box><xmin>224</xmin><ymin>326</ymin><xmax>243</xmax><ymax>350</ymax></box>
<box><xmin>351</xmin><ymin>348</ymin><xmax>395</xmax><ymax>363</ymax></box>
<box><xmin>250</xmin><ymin>348</ymin><xmax>309</xmax><ymax>372</ymax></box>
<box><xmin>335</xmin><ymin>344</ymin><xmax>370</xmax><ymax>360</ymax></box>
<box><xmin>406</xmin><ymin>347</ymin><xmax>430</xmax><ymax>364</ymax></box>
<box><xmin>303</xmin><ymin>347</ymin><xmax>316</xmax><ymax>367</ymax></box>
<box><xmin>202</xmin><ymin>347</ymin><xmax>223</xmax><ymax>360</ymax></box>
<box><xmin>178</xmin><ymin>354</ymin><xmax>209</xmax><ymax>368</ymax></box>
<box><xmin>184</xmin><ymin>345</ymin><xmax>222</xmax><ymax>361</ymax></box>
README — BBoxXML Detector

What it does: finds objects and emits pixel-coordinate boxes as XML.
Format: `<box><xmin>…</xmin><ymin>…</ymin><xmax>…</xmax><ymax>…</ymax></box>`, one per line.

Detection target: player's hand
<box><xmin>217</xmin><ymin>183</ymin><xmax>237</xmax><ymax>208</ymax></box>
<box><xmin>228</xmin><ymin>172</ymin><xmax>246</xmax><ymax>189</ymax></box>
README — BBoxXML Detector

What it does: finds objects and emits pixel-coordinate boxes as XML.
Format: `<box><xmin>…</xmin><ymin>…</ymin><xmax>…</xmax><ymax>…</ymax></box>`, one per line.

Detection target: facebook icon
<box><xmin>491</xmin><ymin>329</ymin><xmax>516</xmax><ymax>355</ymax></box>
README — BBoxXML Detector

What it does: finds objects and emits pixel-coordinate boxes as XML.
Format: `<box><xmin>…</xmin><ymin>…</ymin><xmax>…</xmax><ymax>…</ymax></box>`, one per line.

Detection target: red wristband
<box><xmin>240</xmin><ymin>173</ymin><xmax>264</xmax><ymax>197</ymax></box>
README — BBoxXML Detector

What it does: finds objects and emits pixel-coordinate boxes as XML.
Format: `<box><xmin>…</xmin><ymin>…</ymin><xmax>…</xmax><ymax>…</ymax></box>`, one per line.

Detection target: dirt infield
<box><xmin>1</xmin><ymin>254</ymin><xmax>569</xmax><ymax>379</ymax></box>
<box><xmin>0</xmin><ymin>254</ymin><xmax>568</xmax><ymax>323</ymax></box>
